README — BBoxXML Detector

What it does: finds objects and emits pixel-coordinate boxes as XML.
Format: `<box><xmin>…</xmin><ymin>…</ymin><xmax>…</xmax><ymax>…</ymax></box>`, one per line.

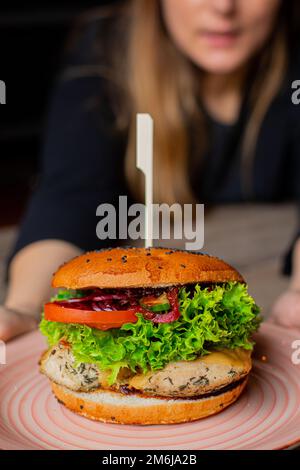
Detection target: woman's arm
<box><xmin>1</xmin><ymin>21</ymin><xmax>132</xmax><ymax>341</ymax></box>
<box><xmin>5</xmin><ymin>240</ymin><xmax>82</xmax><ymax>314</ymax></box>
<box><xmin>270</xmin><ymin>238</ymin><xmax>300</xmax><ymax>328</ymax></box>
<box><xmin>0</xmin><ymin>240</ymin><xmax>81</xmax><ymax>341</ymax></box>
<box><xmin>1</xmin><ymin>77</ymin><xmax>126</xmax><ymax>342</ymax></box>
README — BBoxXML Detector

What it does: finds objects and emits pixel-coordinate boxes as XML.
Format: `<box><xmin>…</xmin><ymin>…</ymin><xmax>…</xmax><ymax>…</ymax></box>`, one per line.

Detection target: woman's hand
<box><xmin>1</xmin><ymin>240</ymin><xmax>82</xmax><ymax>343</ymax></box>
<box><xmin>0</xmin><ymin>306</ymin><xmax>38</xmax><ymax>342</ymax></box>
<box><xmin>270</xmin><ymin>238</ymin><xmax>300</xmax><ymax>329</ymax></box>
<box><xmin>269</xmin><ymin>289</ymin><xmax>300</xmax><ymax>329</ymax></box>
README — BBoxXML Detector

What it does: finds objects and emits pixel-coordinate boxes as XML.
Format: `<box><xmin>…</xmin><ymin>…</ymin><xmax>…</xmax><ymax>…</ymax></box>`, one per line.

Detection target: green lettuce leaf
<box><xmin>39</xmin><ymin>282</ymin><xmax>261</xmax><ymax>384</ymax></box>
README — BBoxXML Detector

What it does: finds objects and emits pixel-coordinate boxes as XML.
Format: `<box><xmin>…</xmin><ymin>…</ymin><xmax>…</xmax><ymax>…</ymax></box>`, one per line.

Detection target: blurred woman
<box><xmin>1</xmin><ymin>0</ymin><xmax>300</xmax><ymax>340</ymax></box>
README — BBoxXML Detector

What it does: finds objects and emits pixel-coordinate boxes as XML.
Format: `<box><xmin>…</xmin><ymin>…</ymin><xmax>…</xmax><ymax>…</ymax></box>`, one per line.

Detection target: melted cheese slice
<box><xmin>200</xmin><ymin>347</ymin><xmax>252</xmax><ymax>368</ymax></box>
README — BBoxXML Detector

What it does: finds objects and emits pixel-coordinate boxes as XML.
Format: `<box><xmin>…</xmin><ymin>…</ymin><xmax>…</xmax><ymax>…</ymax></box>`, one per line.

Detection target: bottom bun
<box><xmin>51</xmin><ymin>377</ymin><xmax>248</xmax><ymax>425</ymax></box>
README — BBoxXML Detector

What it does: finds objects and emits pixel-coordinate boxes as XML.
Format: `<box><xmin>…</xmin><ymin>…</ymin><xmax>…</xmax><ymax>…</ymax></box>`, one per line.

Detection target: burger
<box><xmin>39</xmin><ymin>247</ymin><xmax>261</xmax><ymax>425</ymax></box>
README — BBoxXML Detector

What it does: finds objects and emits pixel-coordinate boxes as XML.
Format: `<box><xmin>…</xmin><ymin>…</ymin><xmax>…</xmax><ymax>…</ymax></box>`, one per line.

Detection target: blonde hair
<box><xmin>71</xmin><ymin>1</ymin><xmax>297</xmax><ymax>203</ymax></box>
<box><xmin>118</xmin><ymin>0</ymin><xmax>291</xmax><ymax>203</ymax></box>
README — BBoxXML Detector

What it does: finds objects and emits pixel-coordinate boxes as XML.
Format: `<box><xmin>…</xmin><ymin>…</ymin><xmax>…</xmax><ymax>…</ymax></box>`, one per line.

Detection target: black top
<box><xmin>8</xmin><ymin>16</ymin><xmax>300</xmax><ymax>274</ymax></box>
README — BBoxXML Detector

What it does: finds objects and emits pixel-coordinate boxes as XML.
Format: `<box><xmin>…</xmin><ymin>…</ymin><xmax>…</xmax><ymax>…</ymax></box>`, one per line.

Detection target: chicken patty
<box><xmin>40</xmin><ymin>342</ymin><xmax>251</xmax><ymax>397</ymax></box>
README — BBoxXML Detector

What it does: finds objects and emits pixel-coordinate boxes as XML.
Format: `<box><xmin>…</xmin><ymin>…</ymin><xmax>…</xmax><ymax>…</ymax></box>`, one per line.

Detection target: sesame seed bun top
<box><xmin>52</xmin><ymin>247</ymin><xmax>244</xmax><ymax>289</ymax></box>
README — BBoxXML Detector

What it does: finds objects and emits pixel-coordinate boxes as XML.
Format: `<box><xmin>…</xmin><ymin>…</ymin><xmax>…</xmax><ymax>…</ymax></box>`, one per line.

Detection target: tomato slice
<box><xmin>44</xmin><ymin>302</ymin><xmax>138</xmax><ymax>330</ymax></box>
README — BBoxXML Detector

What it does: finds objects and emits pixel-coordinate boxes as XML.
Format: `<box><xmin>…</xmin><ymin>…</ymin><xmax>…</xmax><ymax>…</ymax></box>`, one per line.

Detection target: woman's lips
<box><xmin>199</xmin><ymin>30</ymin><xmax>240</xmax><ymax>48</ymax></box>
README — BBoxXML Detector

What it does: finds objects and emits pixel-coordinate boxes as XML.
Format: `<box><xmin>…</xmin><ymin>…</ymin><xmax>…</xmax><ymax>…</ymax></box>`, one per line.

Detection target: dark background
<box><xmin>0</xmin><ymin>1</ymin><xmax>118</xmax><ymax>227</ymax></box>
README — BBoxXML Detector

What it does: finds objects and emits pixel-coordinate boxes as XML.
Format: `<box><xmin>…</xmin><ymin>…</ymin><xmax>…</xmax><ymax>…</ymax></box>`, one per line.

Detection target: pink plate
<box><xmin>0</xmin><ymin>323</ymin><xmax>300</xmax><ymax>450</ymax></box>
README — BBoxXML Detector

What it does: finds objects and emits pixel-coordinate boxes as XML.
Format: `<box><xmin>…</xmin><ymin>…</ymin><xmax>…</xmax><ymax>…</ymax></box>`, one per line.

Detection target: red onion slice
<box><xmin>53</xmin><ymin>287</ymin><xmax>181</xmax><ymax>323</ymax></box>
